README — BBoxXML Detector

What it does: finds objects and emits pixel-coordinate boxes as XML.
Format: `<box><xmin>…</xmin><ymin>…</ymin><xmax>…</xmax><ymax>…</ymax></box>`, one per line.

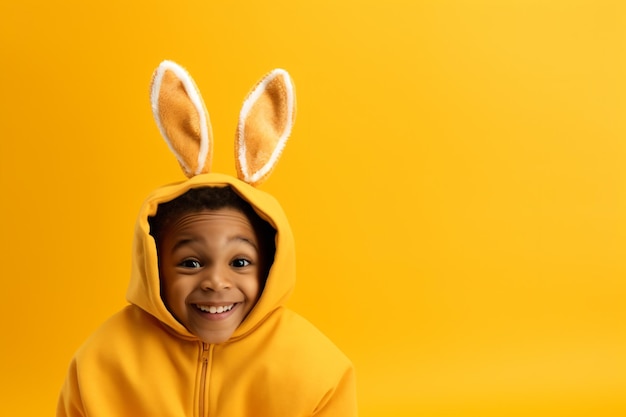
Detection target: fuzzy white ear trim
<box><xmin>237</xmin><ymin>69</ymin><xmax>295</xmax><ymax>184</ymax></box>
<box><xmin>150</xmin><ymin>60</ymin><xmax>211</xmax><ymax>176</ymax></box>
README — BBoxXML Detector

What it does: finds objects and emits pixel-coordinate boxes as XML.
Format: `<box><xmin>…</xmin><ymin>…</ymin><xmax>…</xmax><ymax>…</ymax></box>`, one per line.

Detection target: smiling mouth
<box><xmin>194</xmin><ymin>304</ymin><xmax>235</xmax><ymax>314</ymax></box>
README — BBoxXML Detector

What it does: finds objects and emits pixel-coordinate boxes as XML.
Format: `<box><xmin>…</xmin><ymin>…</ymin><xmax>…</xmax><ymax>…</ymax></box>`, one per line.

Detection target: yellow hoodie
<box><xmin>57</xmin><ymin>173</ymin><xmax>357</xmax><ymax>416</ymax></box>
<box><xmin>58</xmin><ymin>60</ymin><xmax>357</xmax><ymax>417</ymax></box>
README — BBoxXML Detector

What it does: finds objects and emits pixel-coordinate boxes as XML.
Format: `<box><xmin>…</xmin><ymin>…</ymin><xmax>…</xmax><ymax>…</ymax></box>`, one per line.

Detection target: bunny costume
<box><xmin>57</xmin><ymin>61</ymin><xmax>357</xmax><ymax>417</ymax></box>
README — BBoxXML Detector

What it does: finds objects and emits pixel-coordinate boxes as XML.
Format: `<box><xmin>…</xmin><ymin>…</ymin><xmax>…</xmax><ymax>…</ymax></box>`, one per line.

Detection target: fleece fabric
<box><xmin>57</xmin><ymin>173</ymin><xmax>357</xmax><ymax>417</ymax></box>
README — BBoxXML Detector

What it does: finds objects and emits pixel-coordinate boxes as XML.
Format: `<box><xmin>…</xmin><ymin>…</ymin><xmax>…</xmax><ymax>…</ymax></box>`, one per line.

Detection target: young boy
<box><xmin>57</xmin><ymin>62</ymin><xmax>357</xmax><ymax>416</ymax></box>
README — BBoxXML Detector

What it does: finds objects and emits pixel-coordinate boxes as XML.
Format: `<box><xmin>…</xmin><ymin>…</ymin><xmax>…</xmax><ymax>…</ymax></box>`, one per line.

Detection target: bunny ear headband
<box><xmin>150</xmin><ymin>60</ymin><xmax>296</xmax><ymax>186</ymax></box>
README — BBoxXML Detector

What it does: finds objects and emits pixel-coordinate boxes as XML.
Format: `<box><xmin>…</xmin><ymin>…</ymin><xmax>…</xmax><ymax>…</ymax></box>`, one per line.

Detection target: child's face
<box><xmin>158</xmin><ymin>208</ymin><xmax>262</xmax><ymax>344</ymax></box>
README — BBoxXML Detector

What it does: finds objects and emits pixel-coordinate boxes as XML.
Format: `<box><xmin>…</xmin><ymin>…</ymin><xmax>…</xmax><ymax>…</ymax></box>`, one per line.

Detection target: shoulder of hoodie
<box><xmin>73</xmin><ymin>306</ymin><xmax>188</xmax><ymax>360</ymax></box>
<box><xmin>253</xmin><ymin>307</ymin><xmax>354</xmax><ymax>370</ymax></box>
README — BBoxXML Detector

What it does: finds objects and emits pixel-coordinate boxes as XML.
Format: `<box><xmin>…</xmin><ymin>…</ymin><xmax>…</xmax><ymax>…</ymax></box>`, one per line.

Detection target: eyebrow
<box><xmin>171</xmin><ymin>238</ymin><xmax>197</xmax><ymax>252</ymax></box>
<box><xmin>236</xmin><ymin>236</ymin><xmax>259</xmax><ymax>251</ymax></box>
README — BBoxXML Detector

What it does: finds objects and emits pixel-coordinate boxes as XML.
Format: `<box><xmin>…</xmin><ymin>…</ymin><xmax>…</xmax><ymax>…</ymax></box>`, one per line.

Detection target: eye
<box><xmin>231</xmin><ymin>258</ymin><xmax>251</xmax><ymax>268</ymax></box>
<box><xmin>179</xmin><ymin>259</ymin><xmax>202</xmax><ymax>269</ymax></box>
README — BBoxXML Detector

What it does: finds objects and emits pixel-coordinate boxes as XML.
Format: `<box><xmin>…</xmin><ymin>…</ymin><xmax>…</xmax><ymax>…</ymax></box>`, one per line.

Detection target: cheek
<box><xmin>167</xmin><ymin>283</ymin><xmax>188</xmax><ymax>306</ymax></box>
<box><xmin>160</xmin><ymin>274</ymin><xmax>188</xmax><ymax>312</ymax></box>
<box><xmin>244</xmin><ymin>275</ymin><xmax>262</xmax><ymax>303</ymax></box>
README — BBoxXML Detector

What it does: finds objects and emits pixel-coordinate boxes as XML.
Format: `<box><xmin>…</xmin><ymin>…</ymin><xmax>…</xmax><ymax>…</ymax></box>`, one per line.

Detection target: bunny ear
<box><xmin>150</xmin><ymin>60</ymin><xmax>213</xmax><ymax>177</ymax></box>
<box><xmin>236</xmin><ymin>69</ymin><xmax>296</xmax><ymax>186</ymax></box>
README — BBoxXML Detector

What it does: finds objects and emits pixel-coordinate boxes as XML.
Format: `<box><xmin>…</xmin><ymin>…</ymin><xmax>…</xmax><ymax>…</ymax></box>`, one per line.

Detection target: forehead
<box><xmin>162</xmin><ymin>208</ymin><xmax>257</xmax><ymax>240</ymax></box>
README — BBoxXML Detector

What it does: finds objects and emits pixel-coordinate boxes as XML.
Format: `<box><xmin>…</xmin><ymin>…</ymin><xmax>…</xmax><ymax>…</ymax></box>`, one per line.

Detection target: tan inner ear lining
<box><xmin>158</xmin><ymin>70</ymin><xmax>204</xmax><ymax>174</ymax></box>
<box><xmin>243</xmin><ymin>76</ymin><xmax>290</xmax><ymax>175</ymax></box>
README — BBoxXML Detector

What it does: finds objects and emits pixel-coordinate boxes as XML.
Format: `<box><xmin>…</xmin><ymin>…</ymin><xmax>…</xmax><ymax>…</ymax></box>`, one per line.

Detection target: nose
<box><xmin>199</xmin><ymin>266</ymin><xmax>231</xmax><ymax>291</ymax></box>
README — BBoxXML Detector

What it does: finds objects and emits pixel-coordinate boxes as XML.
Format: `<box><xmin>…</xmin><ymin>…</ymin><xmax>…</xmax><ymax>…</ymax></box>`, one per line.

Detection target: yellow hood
<box><xmin>126</xmin><ymin>173</ymin><xmax>295</xmax><ymax>342</ymax></box>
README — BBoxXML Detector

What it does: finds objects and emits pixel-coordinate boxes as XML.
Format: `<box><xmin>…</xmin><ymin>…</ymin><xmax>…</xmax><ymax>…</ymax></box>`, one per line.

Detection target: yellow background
<box><xmin>1</xmin><ymin>1</ymin><xmax>625</xmax><ymax>415</ymax></box>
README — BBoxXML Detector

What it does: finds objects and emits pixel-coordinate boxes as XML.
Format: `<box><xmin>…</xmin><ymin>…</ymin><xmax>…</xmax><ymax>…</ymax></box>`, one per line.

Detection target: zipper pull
<box><xmin>201</xmin><ymin>342</ymin><xmax>211</xmax><ymax>361</ymax></box>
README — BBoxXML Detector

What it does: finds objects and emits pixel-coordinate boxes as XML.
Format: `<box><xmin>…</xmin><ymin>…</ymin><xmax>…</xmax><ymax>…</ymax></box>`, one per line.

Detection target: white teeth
<box><xmin>196</xmin><ymin>304</ymin><xmax>234</xmax><ymax>314</ymax></box>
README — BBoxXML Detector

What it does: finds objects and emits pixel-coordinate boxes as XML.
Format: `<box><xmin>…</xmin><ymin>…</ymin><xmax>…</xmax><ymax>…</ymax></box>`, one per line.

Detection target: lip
<box><xmin>190</xmin><ymin>302</ymin><xmax>240</xmax><ymax>321</ymax></box>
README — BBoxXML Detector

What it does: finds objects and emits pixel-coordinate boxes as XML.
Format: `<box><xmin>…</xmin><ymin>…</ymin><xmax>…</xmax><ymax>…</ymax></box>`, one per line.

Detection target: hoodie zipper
<box><xmin>199</xmin><ymin>343</ymin><xmax>213</xmax><ymax>417</ymax></box>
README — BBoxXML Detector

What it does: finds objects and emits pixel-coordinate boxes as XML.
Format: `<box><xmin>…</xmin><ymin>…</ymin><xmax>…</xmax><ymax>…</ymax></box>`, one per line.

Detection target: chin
<box><xmin>198</xmin><ymin>330</ymin><xmax>235</xmax><ymax>345</ymax></box>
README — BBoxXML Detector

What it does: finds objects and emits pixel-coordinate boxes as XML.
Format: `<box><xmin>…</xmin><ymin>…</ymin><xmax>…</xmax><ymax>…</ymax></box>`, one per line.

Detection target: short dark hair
<box><xmin>148</xmin><ymin>186</ymin><xmax>276</xmax><ymax>281</ymax></box>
